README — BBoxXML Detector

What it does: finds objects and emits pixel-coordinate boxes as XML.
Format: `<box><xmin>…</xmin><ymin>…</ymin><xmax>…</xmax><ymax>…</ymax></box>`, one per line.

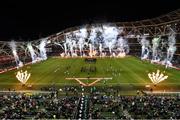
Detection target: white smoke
<box><xmin>75</xmin><ymin>28</ymin><xmax>88</xmax><ymax>56</ymax></box>
<box><xmin>89</xmin><ymin>26</ymin><xmax>103</xmax><ymax>45</ymax></box>
<box><xmin>166</xmin><ymin>33</ymin><xmax>176</xmax><ymax>67</ymax></box>
<box><xmin>151</xmin><ymin>37</ymin><xmax>161</xmax><ymax>62</ymax></box>
<box><xmin>62</xmin><ymin>24</ymin><xmax>128</xmax><ymax>57</ymax></box>
<box><xmin>9</xmin><ymin>40</ymin><xmax>23</xmax><ymax>68</ymax></box>
<box><xmin>102</xmin><ymin>25</ymin><xmax>119</xmax><ymax>54</ymax></box>
<box><xmin>116</xmin><ymin>36</ymin><xmax>129</xmax><ymax>54</ymax></box>
<box><xmin>89</xmin><ymin>26</ymin><xmax>104</xmax><ymax>56</ymax></box>
<box><xmin>27</xmin><ymin>42</ymin><xmax>37</xmax><ymax>63</ymax></box>
<box><xmin>65</xmin><ymin>33</ymin><xmax>77</xmax><ymax>57</ymax></box>
<box><xmin>39</xmin><ymin>39</ymin><xmax>47</xmax><ymax>60</ymax></box>
<box><xmin>139</xmin><ymin>36</ymin><xmax>150</xmax><ymax>60</ymax></box>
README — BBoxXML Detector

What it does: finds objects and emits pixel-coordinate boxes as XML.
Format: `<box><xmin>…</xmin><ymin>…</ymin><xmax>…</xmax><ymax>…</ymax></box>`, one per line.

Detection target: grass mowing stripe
<box><xmin>0</xmin><ymin>56</ymin><xmax>179</xmax><ymax>90</ymax></box>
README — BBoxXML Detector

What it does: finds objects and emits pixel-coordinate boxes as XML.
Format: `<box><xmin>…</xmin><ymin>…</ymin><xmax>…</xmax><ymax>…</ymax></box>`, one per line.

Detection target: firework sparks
<box><xmin>16</xmin><ymin>70</ymin><xmax>31</xmax><ymax>84</ymax></box>
<box><xmin>148</xmin><ymin>70</ymin><xmax>168</xmax><ymax>84</ymax></box>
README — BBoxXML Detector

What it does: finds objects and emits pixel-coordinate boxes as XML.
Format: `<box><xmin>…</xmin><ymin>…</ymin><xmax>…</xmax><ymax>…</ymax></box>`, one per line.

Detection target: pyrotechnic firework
<box><xmin>16</xmin><ymin>70</ymin><xmax>31</xmax><ymax>84</ymax></box>
<box><xmin>148</xmin><ymin>70</ymin><xmax>168</xmax><ymax>84</ymax></box>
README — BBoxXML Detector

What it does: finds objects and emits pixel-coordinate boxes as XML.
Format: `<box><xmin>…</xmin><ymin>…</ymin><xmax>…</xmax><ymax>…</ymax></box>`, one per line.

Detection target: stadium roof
<box><xmin>0</xmin><ymin>0</ymin><xmax>179</xmax><ymax>41</ymax></box>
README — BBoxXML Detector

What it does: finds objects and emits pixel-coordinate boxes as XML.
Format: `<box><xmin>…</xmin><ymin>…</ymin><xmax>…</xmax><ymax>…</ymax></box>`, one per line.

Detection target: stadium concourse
<box><xmin>0</xmin><ymin>9</ymin><xmax>180</xmax><ymax>119</ymax></box>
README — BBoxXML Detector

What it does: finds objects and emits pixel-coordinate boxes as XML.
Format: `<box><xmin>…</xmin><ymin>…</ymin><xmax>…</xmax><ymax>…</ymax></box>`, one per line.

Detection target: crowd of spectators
<box><xmin>0</xmin><ymin>92</ymin><xmax>79</xmax><ymax>119</ymax></box>
<box><xmin>0</xmin><ymin>86</ymin><xmax>179</xmax><ymax>119</ymax></box>
<box><xmin>89</xmin><ymin>93</ymin><xmax>180</xmax><ymax>119</ymax></box>
<box><xmin>121</xmin><ymin>95</ymin><xmax>180</xmax><ymax>119</ymax></box>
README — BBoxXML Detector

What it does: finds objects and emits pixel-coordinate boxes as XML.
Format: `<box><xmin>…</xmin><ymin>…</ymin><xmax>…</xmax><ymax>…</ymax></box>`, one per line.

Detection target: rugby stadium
<box><xmin>0</xmin><ymin>4</ymin><xmax>179</xmax><ymax>119</ymax></box>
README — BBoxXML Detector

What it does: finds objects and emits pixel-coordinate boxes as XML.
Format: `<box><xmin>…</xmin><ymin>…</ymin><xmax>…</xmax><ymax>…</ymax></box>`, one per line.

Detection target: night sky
<box><xmin>0</xmin><ymin>0</ymin><xmax>179</xmax><ymax>41</ymax></box>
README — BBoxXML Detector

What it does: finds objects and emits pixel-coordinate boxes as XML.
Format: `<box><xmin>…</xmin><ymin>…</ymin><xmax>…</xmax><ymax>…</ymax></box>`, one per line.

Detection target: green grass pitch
<box><xmin>0</xmin><ymin>56</ymin><xmax>179</xmax><ymax>90</ymax></box>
